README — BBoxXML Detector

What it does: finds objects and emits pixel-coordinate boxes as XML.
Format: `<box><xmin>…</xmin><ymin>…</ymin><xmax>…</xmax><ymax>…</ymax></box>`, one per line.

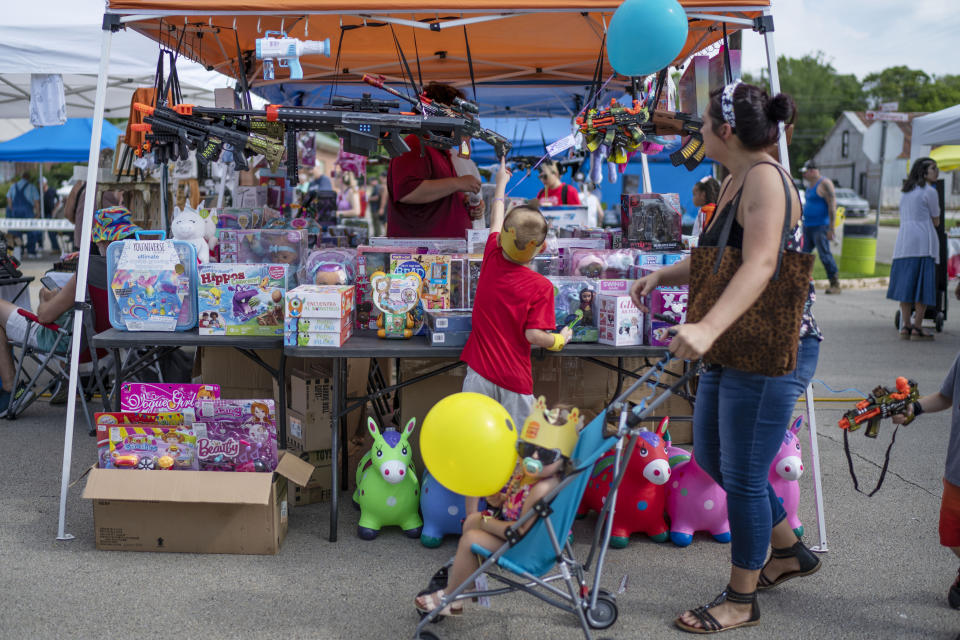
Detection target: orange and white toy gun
<box><xmin>838</xmin><ymin>377</ymin><xmax>918</xmax><ymax>438</ymax></box>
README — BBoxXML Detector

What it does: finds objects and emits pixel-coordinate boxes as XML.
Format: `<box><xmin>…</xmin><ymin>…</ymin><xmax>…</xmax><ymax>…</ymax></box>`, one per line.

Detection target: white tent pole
<box><xmin>762</xmin><ymin>12</ymin><xmax>789</xmax><ymax>173</ymax></box>
<box><xmin>640</xmin><ymin>153</ymin><xmax>652</xmax><ymax>193</ymax></box>
<box><xmin>56</xmin><ymin>20</ymin><xmax>114</xmax><ymax>542</ymax></box>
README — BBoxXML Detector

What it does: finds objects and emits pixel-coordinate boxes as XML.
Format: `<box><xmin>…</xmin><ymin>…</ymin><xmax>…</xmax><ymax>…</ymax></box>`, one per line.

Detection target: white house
<box><xmin>811</xmin><ymin>111</ymin><xmax>959</xmax><ymax>211</ymax></box>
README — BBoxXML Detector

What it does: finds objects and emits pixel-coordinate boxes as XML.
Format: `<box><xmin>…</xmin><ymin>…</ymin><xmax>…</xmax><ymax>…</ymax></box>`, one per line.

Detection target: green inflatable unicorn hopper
<box><xmin>353</xmin><ymin>417</ymin><xmax>423</xmax><ymax>540</ymax></box>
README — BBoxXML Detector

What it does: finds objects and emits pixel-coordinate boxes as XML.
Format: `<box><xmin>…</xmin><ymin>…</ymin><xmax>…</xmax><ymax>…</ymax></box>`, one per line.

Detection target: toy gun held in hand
<box><xmin>362</xmin><ymin>74</ymin><xmax>512</xmax><ymax>159</ymax></box>
<box><xmin>838</xmin><ymin>377</ymin><xmax>919</xmax><ymax>438</ymax></box>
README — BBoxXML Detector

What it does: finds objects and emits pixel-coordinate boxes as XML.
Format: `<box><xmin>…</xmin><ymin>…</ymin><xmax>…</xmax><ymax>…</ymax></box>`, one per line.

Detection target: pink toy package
<box><xmin>646</xmin><ymin>285</ymin><xmax>688</xmax><ymax>347</ymax></box>
<box><xmin>569</xmin><ymin>249</ymin><xmax>637</xmax><ymax>279</ymax></box>
<box><xmin>195</xmin><ymin>399</ymin><xmax>278</xmax><ymax>472</ymax></box>
<box><xmin>120</xmin><ymin>383</ymin><xmax>220</xmax><ymax>423</ymax></box>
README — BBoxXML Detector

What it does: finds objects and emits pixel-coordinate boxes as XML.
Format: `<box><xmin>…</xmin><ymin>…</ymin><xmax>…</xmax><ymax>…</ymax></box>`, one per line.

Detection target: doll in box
<box><xmin>549</xmin><ymin>277</ymin><xmax>599</xmax><ymax>342</ymax></box>
<box><xmin>302</xmin><ymin>248</ymin><xmax>358</xmax><ymax>286</ymax></box>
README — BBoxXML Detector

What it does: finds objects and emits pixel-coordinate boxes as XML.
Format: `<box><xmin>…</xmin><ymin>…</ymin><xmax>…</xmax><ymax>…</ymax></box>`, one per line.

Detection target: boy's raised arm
<box><xmin>489</xmin><ymin>157</ymin><xmax>510</xmax><ymax>234</ymax></box>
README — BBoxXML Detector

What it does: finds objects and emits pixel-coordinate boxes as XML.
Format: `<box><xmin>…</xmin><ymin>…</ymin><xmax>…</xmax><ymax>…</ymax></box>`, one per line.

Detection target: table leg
<box><xmin>277</xmin><ymin>351</ymin><xmax>287</xmax><ymax>451</ymax></box>
<box><xmin>340</xmin><ymin>358</ymin><xmax>349</xmax><ymax>490</ymax></box>
<box><xmin>329</xmin><ymin>357</ymin><xmax>342</xmax><ymax>542</ymax></box>
<box><xmin>111</xmin><ymin>348</ymin><xmax>122</xmax><ymax>411</ymax></box>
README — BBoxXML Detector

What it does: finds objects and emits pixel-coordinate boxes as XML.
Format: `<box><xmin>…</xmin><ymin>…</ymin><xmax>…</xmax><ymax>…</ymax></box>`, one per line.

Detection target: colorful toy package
<box><xmin>646</xmin><ymin>285</ymin><xmax>689</xmax><ymax>347</ymax></box>
<box><xmin>569</xmin><ymin>249</ymin><xmax>636</xmax><ymax>279</ymax></box>
<box><xmin>107</xmin><ymin>425</ymin><xmax>198</xmax><ymax>470</ymax></box>
<box><xmin>547</xmin><ymin>276</ymin><xmax>599</xmax><ymax>342</ymax></box>
<box><xmin>95</xmin><ymin>411</ymin><xmax>185</xmax><ymax>468</ymax></box>
<box><xmin>120</xmin><ymin>383</ymin><xmax>220</xmax><ymax>423</ymax></box>
<box><xmin>621</xmin><ymin>193</ymin><xmax>683</xmax><ymax>251</ymax></box>
<box><xmin>598</xmin><ymin>294</ymin><xmax>643</xmax><ymax>346</ymax></box>
<box><xmin>217</xmin><ymin>228</ymin><xmax>306</xmax><ymax>288</ymax></box>
<box><xmin>390</xmin><ymin>254</ymin><xmax>451</xmax><ymax>310</ymax></box>
<box><xmin>356</xmin><ymin>247</ymin><xmax>405</xmax><ymax>331</ymax></box>
<box><xmin>198</xmin><ymin>263</ymin><xmax>287</xmax><ymax>336</ymax></box>
<box><xmin>195</xmin><ymin>399</ymin><xmax>279</xmax><ymax>472</ymax></box>
<box><xmin>300</xmin><ymin>248</ymin><xmax>358</xmax><ymax>286</ymax></box>
<box><xmin>106</xmin><ymin>237</ymin><xmax>198</xmax><ymax>331</ymax></box>
<box><xmin>285</xmin><ymin>285</ymin><xmax>355</xmax><ymax>319</ymax></box>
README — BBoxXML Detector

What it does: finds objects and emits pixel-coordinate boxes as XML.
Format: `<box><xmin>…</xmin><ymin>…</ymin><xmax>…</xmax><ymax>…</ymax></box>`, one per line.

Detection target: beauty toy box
<box><xmin>217</xmin><ymin>228</ymin><xmax>306</xmax><ymax>288</ymax></box>
<box><xmin>198</xmin><ymin>264</ymin><xmax>287</xmax><ymax>336</ymax></box>
<box><xmin>95</xmin><ymin>411</ymin><xmax>185</xmax><ymax>469</ymax></box>
<box><xmin>597</xmin><ymin>294</ymin><xmax>643</xmax><ymax>347</ymax></box>
<box><xmin>621</xmin><ymin>193</ymin><xmax>683</xmax><ymax>251</ymax></box>
<box><xmin>195</xmin><ymin>399</ymin><xmax>279</xmax><ymax>472</ymax></box>
<box><xmin>106</xmin><ymin>236</ymin><xmax>198</xmax><ymax>332</ymax></box>
<box><xmin>646</xmin><ymin>285</ymin><xmax>689</xmax><ymax>347</ymax></box>
<box><xmin>120</xmin><ymin>383</ymin><xmax>220</xmax><ymax>424</ymax></box>
<box><xmin>547</xmin><ymin>276</ymin><xmax>599</xmax><ymax>343</ymax></box>
<box><xmin>107</xmin><ymin>425</ymin><xmax>199</xmax><ymax>471</ymax></box>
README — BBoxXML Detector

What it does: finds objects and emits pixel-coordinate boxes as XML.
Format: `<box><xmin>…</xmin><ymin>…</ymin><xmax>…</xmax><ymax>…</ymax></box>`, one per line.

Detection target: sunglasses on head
<box><xmin>516</xmin><ymin>441</ymin><xmax>563</xmax><ymax>465</ymax></box>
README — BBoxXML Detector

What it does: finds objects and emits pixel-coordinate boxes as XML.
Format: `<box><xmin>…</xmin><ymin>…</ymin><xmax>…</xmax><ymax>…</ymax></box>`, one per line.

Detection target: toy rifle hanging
<box><xmin>837</xmin><ymin>376</ymin><xmax>919</xmax><ymax>496</ymax></box>
<box><xmin>576</xmin><ymin>99</ymin><xmax>705</xmax><ymax>170</ymax></box>
<box><xmin>362</xmin><ymin>74</ymin><xmax>512</xmax><ymax>159</ymax></box>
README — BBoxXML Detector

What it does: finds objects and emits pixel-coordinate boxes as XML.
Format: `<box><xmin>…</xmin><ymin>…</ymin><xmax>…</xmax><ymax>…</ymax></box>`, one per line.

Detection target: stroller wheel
<box><xmin>585</xmin><ymin>593</ymin><xmax>618</xmax><ymax>630</ymax></box>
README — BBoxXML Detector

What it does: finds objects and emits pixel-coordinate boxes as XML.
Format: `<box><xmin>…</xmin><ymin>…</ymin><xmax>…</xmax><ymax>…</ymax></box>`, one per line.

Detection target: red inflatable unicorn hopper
<box><xmin>578</xmin><ymin>416</ymin><xmax>671</xmax><ymax>548</ymax></box>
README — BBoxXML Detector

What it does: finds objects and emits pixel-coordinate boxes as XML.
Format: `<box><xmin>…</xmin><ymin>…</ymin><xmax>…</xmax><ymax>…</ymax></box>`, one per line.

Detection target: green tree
<box><xmin>745</xmin><ymin>52</ymin><xmax>866</xmax><ymax>173</ymax></box>
<box><xmin>863</xmin><ymin>66</ymin><xmax>960</xmax><ymax>112</ymax></box>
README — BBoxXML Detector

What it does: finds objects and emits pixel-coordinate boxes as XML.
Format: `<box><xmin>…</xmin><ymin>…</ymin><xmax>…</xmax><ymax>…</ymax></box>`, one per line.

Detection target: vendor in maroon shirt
<box><xmin>536</xmin><ymin>159</ymin><xmax>581</xmax><ymax>206</ymax></box>
<box><xmin>386</xmin><ymin>83</ymin><xmax>483</xmax><ymax>238</ymax></box>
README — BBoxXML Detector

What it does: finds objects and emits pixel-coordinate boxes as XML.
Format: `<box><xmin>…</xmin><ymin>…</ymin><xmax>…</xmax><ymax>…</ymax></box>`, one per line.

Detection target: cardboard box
<box><xmin>290</xmin><ymin>372</ymin><xmax>332</xmax><ymax>415</ymax></box>
<box><xmin>600</xmin><ymin>356</ymin><xmax>693</xmax><ymax>443</ymax></box>
<box><xmin>286</xmin><ymin>407</ymin><xmax>333</xmax><ymax>454</ymax></box>
<box><xmin>399</xmin><ymin>358</ymin><xmax>467</xmax><ymax>472</ymax></box>
<box><xmin>82</xmin><ymin>452</ymin><xmax>314</xmax><ymax>554</ymax></box>
<box><xmin>293</xmin><ymin>484</ymin><xmax>333</xmax><ymax>506</ymax></box>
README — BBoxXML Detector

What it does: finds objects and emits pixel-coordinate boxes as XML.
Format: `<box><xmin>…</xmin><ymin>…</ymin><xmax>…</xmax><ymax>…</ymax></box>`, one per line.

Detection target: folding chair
<box><xmin>5</xmin><ymin>283</ymin><xmax>112</xmax><ymax>433</ymax></box>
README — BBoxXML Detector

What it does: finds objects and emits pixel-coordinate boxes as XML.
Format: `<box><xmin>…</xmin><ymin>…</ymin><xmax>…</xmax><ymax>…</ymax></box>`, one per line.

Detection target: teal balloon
<box><xmin>607</xmin><ymin>0</ymin><xmax>689</xmax><ymax>77</ymax></box>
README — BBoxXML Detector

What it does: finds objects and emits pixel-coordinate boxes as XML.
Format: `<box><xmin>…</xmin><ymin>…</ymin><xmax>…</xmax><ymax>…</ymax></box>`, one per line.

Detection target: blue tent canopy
<box><xmin>0</xmin><ymin>118</ymin><xmax>121</xmax><ymax>163</ymax></box>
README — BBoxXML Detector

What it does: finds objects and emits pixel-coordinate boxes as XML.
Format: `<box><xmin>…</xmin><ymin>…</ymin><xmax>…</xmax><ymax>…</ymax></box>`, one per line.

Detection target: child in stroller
<box><xmin>414</xmin><ymin>398</ymin><xmax>582</xmax><ymax>617</ymax></box>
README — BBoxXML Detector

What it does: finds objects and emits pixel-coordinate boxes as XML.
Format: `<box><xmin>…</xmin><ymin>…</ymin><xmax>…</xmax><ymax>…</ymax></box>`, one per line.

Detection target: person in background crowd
<box><xmin>42</xmin><ymin>178</ymin><xmax>61</xmax><ymax>255</ymax></box>
<box><xmin>308</xmin><ymin>162</ymin><xmax>334</xmax><ymax>193</ymax></box>
<box><xmin>574</xmin><ymin>172</ymin><xmax>603</xmax><ymax>228</ymax></box>
<box><xmin>691</xmin><ymin>176</ymin><xmax>721</xmax><ymax>238</ymax></box>
<box><xmin>386</xmin><ymin>83</ymin><xmax>482</xmax><ymax>238</ymax></box>
<box><xmin>368</xmin><ymin>175</ymin><xmax>386</xmax><ymax>237</ymax></box>
<box><xmin>887</xmin><ymin>157</ymin><xmax>941</xmax><ymax>341</ymax></box>
<box><xmin>536</xmin><ymin>159</ymin><xmax>581</xmax><ymax>207</ymax></box>
<box><xmin>5</xmin><ymin>172</ymin><xmax>42</xmax><ymax>259</ymax></box>
<box><xmin>801</xmin><ymin>160</ymin><xmax>842</xmax><ymax>294</ymax></box>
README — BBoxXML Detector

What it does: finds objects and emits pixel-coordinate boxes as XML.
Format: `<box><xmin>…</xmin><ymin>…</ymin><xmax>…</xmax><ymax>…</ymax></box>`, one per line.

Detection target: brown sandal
<box><xmin>899</xmin><ymin>324</ymin><xmax>912</xmax><ymax>340</ymax></box>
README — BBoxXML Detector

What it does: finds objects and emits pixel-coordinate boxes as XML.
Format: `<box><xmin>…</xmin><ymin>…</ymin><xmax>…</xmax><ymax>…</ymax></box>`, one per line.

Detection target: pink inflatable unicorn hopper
<box><xmin>770</xmin><ymin>415</ymin><xmax>805</xmax><ymax>537</ymax></box>
<box><xmin>578</xmin><ymin>416</ymin><xmax>671</xmax><ymax>548</ymax></box>
<box><xmin>665</xmin><ymin>432</ymin><xmax>730</xmax><ymax>547</ymax></box>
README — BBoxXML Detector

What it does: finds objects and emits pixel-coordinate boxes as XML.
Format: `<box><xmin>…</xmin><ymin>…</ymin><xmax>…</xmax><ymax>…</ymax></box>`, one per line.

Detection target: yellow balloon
<box><xmin>421</xmin><ymin>392</ymin><xmax>519</xmax><ymax>496</ymax></box>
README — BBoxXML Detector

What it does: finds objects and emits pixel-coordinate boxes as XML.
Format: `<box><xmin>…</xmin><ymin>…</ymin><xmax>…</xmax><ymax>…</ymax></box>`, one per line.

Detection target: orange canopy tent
<box><xmin>58</xmin><ymin>1</ymin><xmax>800</xmax><ymax>546</ymax></box>
<box><xmin>105</xmin><ymin>1</ymin><xmax>771</xmax><ymax>92</ymax></box>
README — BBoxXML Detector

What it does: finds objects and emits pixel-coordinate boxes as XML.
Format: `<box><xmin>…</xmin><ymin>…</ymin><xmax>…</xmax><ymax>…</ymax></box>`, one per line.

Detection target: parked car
<box><xmin>835</xmin><ymin>188</ymin><xmax>870</xmax><ymax>218</ymax></box>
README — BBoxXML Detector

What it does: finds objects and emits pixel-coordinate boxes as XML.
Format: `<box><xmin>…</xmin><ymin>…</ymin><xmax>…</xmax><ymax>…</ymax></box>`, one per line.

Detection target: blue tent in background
<box><xmin>0</xmin><ymin>118</ymin><xmax>121</xmax><ymax>162</ymax></box>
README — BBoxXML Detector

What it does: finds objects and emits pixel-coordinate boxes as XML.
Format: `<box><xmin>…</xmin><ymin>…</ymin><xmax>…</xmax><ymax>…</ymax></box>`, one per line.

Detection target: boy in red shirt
<box><xmin>536</xmin><ymin>159</ymin><xmax>581</xmax><ymax>206</ymax></box>
<box><xmin>460</xmin><ymin>158</ymin><xmax>573</xmax><ymax>480</ymax></box>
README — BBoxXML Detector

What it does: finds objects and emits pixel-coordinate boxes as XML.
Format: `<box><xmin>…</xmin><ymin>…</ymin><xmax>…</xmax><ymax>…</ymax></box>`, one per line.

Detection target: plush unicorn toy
<box><xmin>578</xmin><ymin>416</ymin><xmax>671</xmax><ymax>548</ymax></box>
<box><xmin>353</xmin><ymin>417</ymin><xmax>423</xmax><ymax>541</ymax></box>
<box><xmin>171</xmin><ymin>204</ymin><xmax>210</xmax><ymax>263</ymax></box>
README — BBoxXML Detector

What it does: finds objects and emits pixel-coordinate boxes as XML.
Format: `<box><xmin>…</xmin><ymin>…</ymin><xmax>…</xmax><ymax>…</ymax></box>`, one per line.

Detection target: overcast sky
<box><xmin>739</xmin><ymin>0</ymin><xmax>959</xmax><ymax>80</ymax></box>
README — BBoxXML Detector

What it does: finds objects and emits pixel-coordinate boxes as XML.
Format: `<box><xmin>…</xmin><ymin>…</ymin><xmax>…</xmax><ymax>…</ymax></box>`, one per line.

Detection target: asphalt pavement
<box><xmin>1</xmin><ymin>270</ymin><xmax>959</xmax><ymax>639</ymax></box>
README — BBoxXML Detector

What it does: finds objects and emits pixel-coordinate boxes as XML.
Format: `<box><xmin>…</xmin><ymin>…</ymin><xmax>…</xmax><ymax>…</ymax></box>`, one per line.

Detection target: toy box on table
<box><xmin>547</xmin><ymin>276</ymin><xmax>599</xmax><ymax>342</ymax></box>
<box><xmin>621</xmin><ymin>194</ymin><xmax>683</xmax><ymax>251</ymax></box>
<box><xmin>569</xmin><ymin>249</ymin><xmax>636</xmax><ymax>278</ymax></box>
<box><xmin>195</xmin><ymin>399</ymin><xmax>280</xmax><ymax>472</ymax></box>
<box><xmin>597</xmin><ymin>294</ymin><xmax>643</xmax><ymax>346</ymax></box>
<box><xmin>107</xmin><ymin>425</ymin><xmax>199</xmax><ymax>470</ymax></box>
<box><xmin>424</xmin><ymin>309</ymin><xmax>472</xmax><ymax>333</ymax></box>
<box><xmin>106</xmin><ymin>237</ymin><xmax>198</xmax><ymax>331</ymax></box>
<box><xmin>426</xmin><ymin>328</ymin><xmax>471</xmax><ymax>347</ymax></box>
<box><xmin>285</xmin><ymin>285</ymin><xmax>356</xmax><ymax>347</ymax></box>
<box><xmin>217</xmin><ymin>228</ymin><xmax>306</xmax><ymax>288</ymax></box>
<box><xmin>646</xmin><ymin>285</ymin><xmax>689</xmax><ymax>347</ymax></box>
<box><xmin>390</xmin><ymin>254</ymin><xmax>451</xmax><ymax>310</ymax></box>
<box><xmin>82</xmin><ymin>450</ymin><xmax>315</xmax><ymax>554</ymax></box>
<box><xmin>198</xmin><ymin>264</ymin><xmax>287</xmax><ymax>336</ymax></box>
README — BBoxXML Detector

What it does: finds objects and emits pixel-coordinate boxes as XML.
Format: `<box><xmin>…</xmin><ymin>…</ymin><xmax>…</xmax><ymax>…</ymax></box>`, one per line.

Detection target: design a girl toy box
<box><xmin>82</xmin><ymin>451</ymin><xmax>314</xmax><ymax>555</ymax></box>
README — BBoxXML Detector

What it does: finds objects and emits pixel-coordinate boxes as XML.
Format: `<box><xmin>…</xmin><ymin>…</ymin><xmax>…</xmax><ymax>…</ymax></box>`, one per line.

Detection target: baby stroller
<box><xmin>413</xmin><ymin>354</ymin><xmax>701</xmax><ymax>640</ymax></box>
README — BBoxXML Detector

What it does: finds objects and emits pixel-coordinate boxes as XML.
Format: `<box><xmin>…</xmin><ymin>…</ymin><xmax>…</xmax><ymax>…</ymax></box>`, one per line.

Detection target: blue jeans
<box><xmin>6</xmin><ymin>208</ymin><xmax>41</xmax><ymax>255</ymax></box>
<box><xmin>693</xmin><ymin>336</ymin><xmax>821</xmax><ymax>570</ymax></box>
<box><xmin>802</xmin><ymin>225</ymin><xmax>838</xmax><ymax>281</ymax></box>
